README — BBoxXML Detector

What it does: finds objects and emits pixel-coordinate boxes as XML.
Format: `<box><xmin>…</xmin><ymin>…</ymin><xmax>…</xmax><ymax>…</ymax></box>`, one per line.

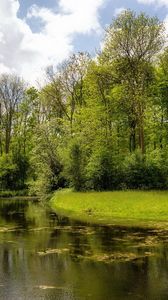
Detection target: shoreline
<box><xmin>51</xmin><ymin>189</ymin><xmax>168</xmax><ymax>229</ymax></box>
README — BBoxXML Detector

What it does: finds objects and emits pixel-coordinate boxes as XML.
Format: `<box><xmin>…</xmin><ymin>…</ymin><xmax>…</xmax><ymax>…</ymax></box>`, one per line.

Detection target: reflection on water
<box><xmin>0</xmin><ymin>199</ymin><xmax>168</xmax><ymax>300</ymax></box>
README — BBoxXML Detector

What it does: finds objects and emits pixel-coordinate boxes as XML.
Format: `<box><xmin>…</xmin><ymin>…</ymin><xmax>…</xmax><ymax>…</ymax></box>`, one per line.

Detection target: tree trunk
<box><xmin>0</xmin><ymin>103</ymin><xmax>2</xmax><ymax>155</ymax></box>
<box><xmin>5</xmin><ymin>114</ymin><xmax>12</xmax><ymax>154</ymax></box>
<box><xmin>129</xmin><ymin>119</ymin><xmax>136</xmax><ymax>152</ymax></box>
<box><xmin>138</xmin><ymin>124</ymin><xmax>145</xmax><ymax>154</ymax></box>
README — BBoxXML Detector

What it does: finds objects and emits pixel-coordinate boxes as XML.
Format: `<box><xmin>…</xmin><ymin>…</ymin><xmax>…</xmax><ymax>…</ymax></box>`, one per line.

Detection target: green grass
<box><xmin>51</xmin><ymin>189</ymin><xmax>168</xmax><ymax>228</ymax></box>
<box><xmin>0</xmin><ymin>190</ymin><xmax>29</xmax><ymax>198</ymax></box>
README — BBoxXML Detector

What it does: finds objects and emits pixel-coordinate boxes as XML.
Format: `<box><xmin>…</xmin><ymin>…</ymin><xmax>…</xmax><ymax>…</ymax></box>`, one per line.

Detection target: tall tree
<box><xmin>0</xmin><ymin>74</ymin><xmax>26</xmax><ymax>154</ymax></box>
<box><xmin>101</xmin><ymin>10</ymin><xmax>164</xmax><ymax>153</ymax></box>
<box><xmin>46</xmin><ymin>52</ymin><xmax>91</xmax><ymax>134</ymax></box>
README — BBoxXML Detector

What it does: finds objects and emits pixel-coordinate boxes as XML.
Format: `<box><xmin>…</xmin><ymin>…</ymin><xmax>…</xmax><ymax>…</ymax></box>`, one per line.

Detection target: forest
<box><xmin>0</xmin><ymin>10</ymin><xmax>168</xmax><ymax>196</ymax></box>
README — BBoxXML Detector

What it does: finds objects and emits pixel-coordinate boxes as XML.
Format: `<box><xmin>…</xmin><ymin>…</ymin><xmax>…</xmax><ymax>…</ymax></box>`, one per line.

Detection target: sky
<box><xmin>0</xmin><ymin>0</ymin><xmax>168</xmax><ymax>84</ymax></box>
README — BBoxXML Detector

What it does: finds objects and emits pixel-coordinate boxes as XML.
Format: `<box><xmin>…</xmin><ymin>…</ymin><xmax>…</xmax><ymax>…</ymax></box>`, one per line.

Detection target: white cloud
<box><xmin>137</xmin><ymin>0</ymin><xmax>168</xmax><ymax>7</ymax></box>
<box><xmin>0</xmin><ymin>0</ymin><xmax>106</xmax><ymax>84</ymax></box>
<box><xmin>114</xmin><ymin>7</ymin><xmax>126</xmax><ymax>17</ymax></box>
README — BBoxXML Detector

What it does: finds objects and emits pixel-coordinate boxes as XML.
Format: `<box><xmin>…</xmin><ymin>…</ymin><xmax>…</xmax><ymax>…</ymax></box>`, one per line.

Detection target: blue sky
<box><xmin>0</xmin><ymin>0</ymin><xmax>168</xmax><ymax>83</ymax></box>
<box><xmin>18</xmin><ymin>0</ymin><xmax>167</xmax><ymax>55</ymax></box>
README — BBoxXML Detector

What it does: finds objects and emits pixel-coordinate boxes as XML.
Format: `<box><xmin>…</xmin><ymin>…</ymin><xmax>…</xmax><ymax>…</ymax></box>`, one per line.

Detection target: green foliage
<box><xmin>29</xmin><ymin>124</ymin><xmax>66</xmax><ymax>196</ymax></box>
<box><xmin>0</xmin><ymin>153</ymin><xmax>30</xmax><ymax>191</ymax></box>
<box><xmin>0</xmin><ymin>10</ymin><xmax>168</xmax><ymax>194</ymax></box>
<box><xmin>86</xmin><ymin>148</ymin><xmax>123</xmax><ymax>190</ymax></box>
<box><xmin>12</xmin><ymin>153</ymin><xmax>29</xmax><ymax>189</ymax></box>
<box><xmin>124</xmin><ymin>151</ymin><xmax>168</xmax><ymax>190</ymax></box>
<box><xmin>104</xmin><ymin>10</ymin><xmax>164</xmax><ymax>60</ymax></box>
<box><xmin>0</xmin><ymin>190</ymin><xmax>28</xmax><ymax>197</ymax></box>
<box><xmin>0</xmin><ymin>154</ymin><xmax>18</xmax><ymax>190</ymax></box>
<box><xmin>66</xmin><ymin>143</ymin><xmax>85</xmax><ymax>191</ymax></box>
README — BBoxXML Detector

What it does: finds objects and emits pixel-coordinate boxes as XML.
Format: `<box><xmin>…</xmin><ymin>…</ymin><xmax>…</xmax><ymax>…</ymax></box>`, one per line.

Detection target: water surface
<box><xmin>0</xmin><ymin>198</ymin><xmax>168</xmax><ymax>300</ymax></box>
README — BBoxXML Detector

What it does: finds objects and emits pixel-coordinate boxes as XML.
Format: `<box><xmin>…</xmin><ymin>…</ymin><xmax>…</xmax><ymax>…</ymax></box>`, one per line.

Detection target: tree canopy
<box><xmin>0</xmin><ymin>10</ymin><xmax>168</xmax><ymax>194</ymax></box>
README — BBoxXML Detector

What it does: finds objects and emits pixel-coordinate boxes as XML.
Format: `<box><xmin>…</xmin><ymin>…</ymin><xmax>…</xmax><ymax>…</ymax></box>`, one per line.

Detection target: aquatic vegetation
<box><xmin>37</xmin><ymin>248</ymin><xmax>69</xmax><ymax>256</ymax></box>
<box><xmin>0</xmin><ymin>198</ymin><xmax>168</xmax><ymax>299</ymax></box>
<box><xmin>83</xmin><ymin>251</ymin><xmax>155</xmax><ymax>264</ymax></box>
<box><xmin>35</xmin><ymin>285</ymin><xmax>68</xmax><ymax>290</ymax></box>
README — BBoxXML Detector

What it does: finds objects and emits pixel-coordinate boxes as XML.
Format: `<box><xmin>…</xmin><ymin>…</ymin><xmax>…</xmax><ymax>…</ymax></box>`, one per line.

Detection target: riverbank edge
<box><xmin>0</xmin><ymin>189</ymin><xmax>30</xmax><ymax>198</ymax></box>
<box><xmin>50</xmin><ymin>189</ymin><xmax>168</xmax><ymax>229</ymax></box>
<box><xmin>0</xmin><ymin>190</ymin><xmax>39</xmax><ymax>201</ymax></box>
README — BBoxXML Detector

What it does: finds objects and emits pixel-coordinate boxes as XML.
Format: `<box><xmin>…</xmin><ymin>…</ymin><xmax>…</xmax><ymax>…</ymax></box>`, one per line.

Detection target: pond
<box><xmin>0</xmin><ymin>198</ymin><xmax>168</xmax><ymax>300</ymax></box>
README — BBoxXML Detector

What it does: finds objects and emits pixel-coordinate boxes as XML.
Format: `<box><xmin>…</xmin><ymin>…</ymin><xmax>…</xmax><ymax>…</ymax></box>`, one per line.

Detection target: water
<box><xmin>0</xmin><ymin>199</ymin><xmax>168</xmax><ymax>300</ymax></box>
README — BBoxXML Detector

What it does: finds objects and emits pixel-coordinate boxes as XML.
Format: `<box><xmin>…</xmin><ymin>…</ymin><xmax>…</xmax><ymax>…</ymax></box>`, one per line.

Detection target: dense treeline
<box><xmin>1</xmin><ymin>10</ymin><xmax>168</xmax><ymax>194</ymax></box>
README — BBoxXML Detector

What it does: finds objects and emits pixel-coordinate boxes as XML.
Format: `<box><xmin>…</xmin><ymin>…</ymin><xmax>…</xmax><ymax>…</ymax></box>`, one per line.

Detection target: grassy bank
<box><xmin>0</xmin><ymin>190</ymin><xmax>29</xmax><ymax>198</ymax></box>
<box><xmin>51</xmin><ymin>189</ymin><xmax>168</xmax><ymax>227</ymax></box>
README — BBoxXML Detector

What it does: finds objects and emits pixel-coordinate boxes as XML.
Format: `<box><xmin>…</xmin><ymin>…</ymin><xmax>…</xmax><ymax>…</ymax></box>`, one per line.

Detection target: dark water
<box><xmin>0</xmin><ymin>199</ymin><xmax>168</xmax><ymax>300</ymax></box>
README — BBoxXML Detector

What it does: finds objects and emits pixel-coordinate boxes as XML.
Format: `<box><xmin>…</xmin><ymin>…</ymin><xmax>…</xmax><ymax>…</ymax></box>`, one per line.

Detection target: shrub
<box><xmin>66</xmin><ymin>143</ymin><xmax>85</xmax><ymax>191</ymax></box>
<box><xmin>125</xmin><ymin>151</ymin><xmax>168</xmax><ymax>189</ymax></box>
<box><xmin>86</xmin><ymin>149</ymin><xmax>124</xmax><ymax>190</ymax></box>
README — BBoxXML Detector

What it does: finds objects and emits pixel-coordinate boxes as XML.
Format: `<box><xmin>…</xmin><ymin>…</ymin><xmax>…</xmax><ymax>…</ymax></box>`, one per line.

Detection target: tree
<box><xmin>46</xmin><ymin>52</ymin><xmax>91</xmax><ymax>134</ymax></box>
<box><xmin>0</xmin><ymin>74</ymin><xmax>26</xmax><ymax>154</ymax></box>
<box><xmin>101</xmin><ymin>10</ymin><xmax>164</xmax><ymax>153</ymax></box>
<box><xmin>156</xmin><ymin>47</ymin><xmax>168</xmax><ymax>148</ymax></box>
<box><xmin>68</xmin><ymin>143</ymin><xmax>85</xmax><ymax>191</ymax></box>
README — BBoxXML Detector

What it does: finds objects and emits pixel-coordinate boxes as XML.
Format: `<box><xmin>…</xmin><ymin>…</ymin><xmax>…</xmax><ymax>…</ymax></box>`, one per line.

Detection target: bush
<box><xmin>28</xmin><ymin>163</ymin><xmax>66</xmax><ymax>196</ymax></box>
<box><xmin>66</xmin><ymin>143</ymin><xmax>85</xmax><ymax>191</ymax></box>
<box><xmin>86</xmin><ymin>149</ymin><xmax>124</xmax><ymax>190</ymax></box>
<box><xmin>85</xmin><ymin>149</ymin><xmax>168</xmax><ymax>191</ymax></box>
<box><xmin>124</xmin><ymin>151</ymin><xmax>168</xmax><ymax>190</ymax></box>
<box><xmin>12</xmin><ymin>153</ymin><xmax>29</xmax><ymax>190</ymax></box>
<box><xmin>0</xmin><ymin>154</ymin><xmax>18</xmax><ymax>190</ymax></box>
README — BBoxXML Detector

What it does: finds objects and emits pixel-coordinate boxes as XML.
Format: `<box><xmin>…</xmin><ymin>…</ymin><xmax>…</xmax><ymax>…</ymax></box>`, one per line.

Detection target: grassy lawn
<box><xmin>51</xmin><ymin>189</ymin><xmax>168</xmax><ymax>227</ymax></box>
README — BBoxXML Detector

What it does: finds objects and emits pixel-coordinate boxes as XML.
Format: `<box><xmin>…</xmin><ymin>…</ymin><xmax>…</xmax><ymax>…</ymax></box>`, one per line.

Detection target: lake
<box><xmin>0</xmin><ymin>198</ymin><xmax>168</xmax><ymax>299</ymax></box>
